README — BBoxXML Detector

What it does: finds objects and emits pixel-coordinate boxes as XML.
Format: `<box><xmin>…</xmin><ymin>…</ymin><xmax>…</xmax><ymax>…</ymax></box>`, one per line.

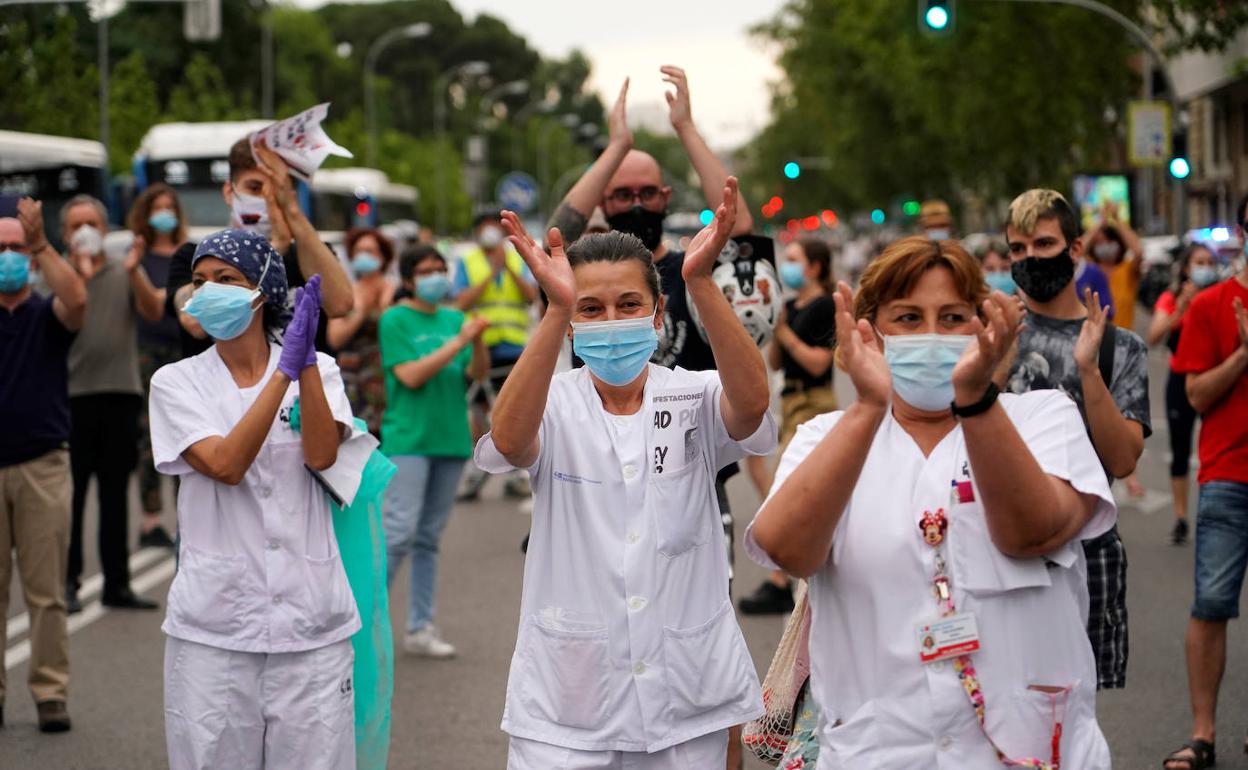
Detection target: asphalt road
<box><xmin>3</xmin><ymin>335</ymin><xmax>1247</xmax><ymax>769</ymax></box>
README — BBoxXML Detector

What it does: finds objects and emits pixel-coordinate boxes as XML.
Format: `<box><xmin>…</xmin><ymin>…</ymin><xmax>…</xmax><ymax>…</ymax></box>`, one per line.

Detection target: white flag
<box><xmin>250</xmin><ymin>103</ymin><xmax>353</xmax><ymax>182</ymax></box>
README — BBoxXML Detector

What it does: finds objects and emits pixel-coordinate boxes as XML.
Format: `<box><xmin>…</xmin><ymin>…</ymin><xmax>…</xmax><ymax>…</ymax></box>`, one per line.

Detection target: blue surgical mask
<box><xmin>779</xmin><ymin>262</ymin><xmax>807</xmax><ymax>290</ymax></box>
<box><xmin>1191</xmin><ymin>266</ymin><xmax>1219</xmax><ymax>288</ymax></box>
<box><xmin>353</xmin><ymin>252</ymin><xmax>382</xmax><ymax>276</ymax></box>
<box><xmin>926</xmin><ymin>228</ymin><xmax>951</xmax><ymax>241</ymax></box>
<box><xmin>0</xmin><ymin>249</ymin><xmax>30</xmax><ymax>292</ymax></box>
<box><xmin>572</xmin><ymin>314</ymin><xmax>658</xmax><ymax>387</ymax></box>
<box><xmin>149</xmin><ymin>210</ymin><xmax>179</xmax><ymax>234</ymax></box>
<box><xmin>881</xmin><ymin>332</ymin><xmax>974</xmax><ymax>412</ymax></box>
<box><xmin>182</xmin><ymin>252</ymin><xmax>272</xmax><ymax>340</ymax></box>
<box><xmin>985</xmin><ymin>271</ymin><xmax>1017</xmax><ymax>295</ymax></box>
<box><xmin>416</xmin><ymin>273</ymin><xmax>451</xmax><ymax>303</ymax></box>
<box><xmin>183</xmin><ymin>282</ymin><xmax>262</xmax><ymax>340</ymax></box>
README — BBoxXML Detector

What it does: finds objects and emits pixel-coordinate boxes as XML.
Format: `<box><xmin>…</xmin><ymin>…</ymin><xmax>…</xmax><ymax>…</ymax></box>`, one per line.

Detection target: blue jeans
<box><xmin>383</xmin><ymin>456</ymin><xmax>466</xmax><ymax>633</ymax></box>
<box><xmin>1193</xmin><ymin>480</ymin><xmax>1248</xmax><ymax>621</ymax></box>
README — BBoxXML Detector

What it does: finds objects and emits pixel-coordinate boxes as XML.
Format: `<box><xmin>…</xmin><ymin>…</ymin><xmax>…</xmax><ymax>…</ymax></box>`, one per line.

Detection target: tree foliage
<box><xmin>0</xmin><ymin>0</ymin><xmax>605</xmax><ymax>232</ymax></box>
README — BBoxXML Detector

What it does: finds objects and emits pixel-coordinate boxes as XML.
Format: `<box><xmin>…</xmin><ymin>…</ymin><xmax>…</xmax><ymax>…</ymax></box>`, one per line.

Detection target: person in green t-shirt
<box><xmin>379</xmin><ymin>245</ymin><xmax>488</xmax><ymax>658</ymax></box>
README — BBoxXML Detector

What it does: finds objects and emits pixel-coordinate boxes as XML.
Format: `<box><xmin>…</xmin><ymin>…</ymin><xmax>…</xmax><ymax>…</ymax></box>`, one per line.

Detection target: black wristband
<box><xmin>950</xmin><ymin>383</ymin><xmax>999</xmax><ymax>419</ymax></box>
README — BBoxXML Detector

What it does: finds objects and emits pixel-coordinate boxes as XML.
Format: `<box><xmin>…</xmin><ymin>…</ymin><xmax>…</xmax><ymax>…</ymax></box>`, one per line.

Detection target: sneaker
<box><xmin>503</xmin><ymin>476</ymin><xmax>531</xmax><ymax>499</ymax></box>
<box><xmin>1171</xmin><ymin>518</ymin><xmax>1189</xmax><ymax>546</ymax></box>
<box><xmin>36</xmin><ymin>700</ymin><xmax>71</xmax><ymax>733</ymax></box>
<box><xmin>456</xmin><ymin>471</ymin><xmax>487</xmax><ymax>502</ymax></box>
<box><xmin>139</xmin><ymin>525</ymin><xmax>176</xmax><ymax>549</ymax></box>
<box><xmin>738</xmin><ymin>580</ymin><xmax>795</xmax><ymax>615</ymax></box>
<box><xmin>403</xmin><ymin>626</ymin><xmax>457</xmax><ymax>659</ymax></box>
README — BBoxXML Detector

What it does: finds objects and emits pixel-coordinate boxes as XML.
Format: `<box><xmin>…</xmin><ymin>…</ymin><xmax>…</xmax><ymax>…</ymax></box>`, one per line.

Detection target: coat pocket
<box><xmin>650</xmin><ymin>461</ymin><xmax>712</xmax><ymax>558</ymax></box>
<box><xmin>662</xmin><ymin>601</ymin><xmax>756</xmax><ymax>720</ymax></box>
<box><xmin>294</xmin><ymin>555</ymin><xmax>359</xmax><ymax>638</ymax></box>
<box><xmin>168</xmin><ymin>547</ymin><xmax>247</xmax><ymax>636</ymax></box>
<box><xmin>516</xmin><ymin>615</ymin><xmax>612</xmax><ymax>730</ymax></box>
<box><xmin>949</xmin><ymin>503</ymin><xmax>1052</xmax><ymax>594</ymax></box>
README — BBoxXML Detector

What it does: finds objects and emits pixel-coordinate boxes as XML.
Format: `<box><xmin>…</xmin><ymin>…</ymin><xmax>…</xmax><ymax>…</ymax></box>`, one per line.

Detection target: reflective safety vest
<box><xmin>462</xmin><ymin>247</ymin><xmax>531</xmax><ymax>349</ymax></box>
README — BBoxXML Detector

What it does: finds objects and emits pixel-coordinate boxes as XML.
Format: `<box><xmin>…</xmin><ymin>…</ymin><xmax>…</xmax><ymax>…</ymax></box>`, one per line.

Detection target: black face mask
<box><xmin>607</xmin><ymin>206</ymin><xmax>666</xmax><ymax>252</ymax></box>
<box><xmin>1011</xmin><ymin>249</ymin><xmax>1074</xmax><ymax>303</ymax></box>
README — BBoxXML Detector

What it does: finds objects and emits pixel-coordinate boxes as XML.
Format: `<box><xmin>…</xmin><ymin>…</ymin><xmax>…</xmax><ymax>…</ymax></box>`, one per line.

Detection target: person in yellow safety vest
<box><xmin>452</xmin><ymin>209</ymin><xmax>538</xmax><ymax>501</ymax></box>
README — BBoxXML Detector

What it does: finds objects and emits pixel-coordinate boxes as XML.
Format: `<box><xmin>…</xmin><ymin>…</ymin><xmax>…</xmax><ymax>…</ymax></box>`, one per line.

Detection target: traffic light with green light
<box><xmin>784</xmin><ymin>161</ymin><xmax>801</xmax><ymax>179</ymax></box>
<box><xmin>1169</xmin><ymin>132</ymin><xmax>1190</xmax><ymax>180</ymax></box>
<box><xmin>919</xmin><ymin>0</ymin><xmax>955</xmax><ymax>34</ymax></box>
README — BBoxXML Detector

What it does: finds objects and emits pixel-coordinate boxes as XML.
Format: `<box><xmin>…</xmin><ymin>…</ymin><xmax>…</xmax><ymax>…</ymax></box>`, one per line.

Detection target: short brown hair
<box><xmin>566</xmin><ymin>231</ymin><xmax>661</xmax><ymax>303</ymax></box>
<box><xmin>345</xmin><ymin>227</ymin><xmax>395</xmax><ymax>269</ymax></box>
<box><xmin>855</xmin><ymin>236</ymin><xmax>987</xmax><ymax>322</ymax></box>
<box><xmin>228</xmin><ymin>136</ymin><xmax>258</xmax><ymax>181</ymax></box>
<box><xmin>126</xmin><ymin>183</ymin><xmax>186</xmax><ymax>245</ymax></box>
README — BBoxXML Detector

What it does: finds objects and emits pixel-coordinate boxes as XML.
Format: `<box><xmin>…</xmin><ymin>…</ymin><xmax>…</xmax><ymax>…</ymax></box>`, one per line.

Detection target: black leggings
<box><xmin>1165</xmin><ymin>369</ymin><xmax>1198</xmax><ymax>478</ymax></box>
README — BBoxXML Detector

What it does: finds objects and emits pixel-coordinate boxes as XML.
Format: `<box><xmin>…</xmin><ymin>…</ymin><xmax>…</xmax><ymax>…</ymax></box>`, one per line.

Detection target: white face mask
<box><xmin>230</xmin><ymin>190</ymin><xmax>272</xmax><ymax>239</ymax></box>
<box><xmin>71</xmin><ymin>225</ymin><xmax>104</xmax><ymax>256</ymax></box>
<box><xmin>478</xmin><ymin>225</ymin><xmax>504</xmax><ymax>249</ymax></box>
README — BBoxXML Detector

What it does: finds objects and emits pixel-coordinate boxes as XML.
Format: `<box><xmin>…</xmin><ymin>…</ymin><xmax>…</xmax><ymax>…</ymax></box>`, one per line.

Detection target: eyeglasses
<box><xmin>0</xmin><ymin>242</ymin><xmax>24</xmax><ymax>252</ymax></box>
<box><xmin>607</xmin><ymin>186</ymin><xmax>662</xmax><ymax>205</ymax></box>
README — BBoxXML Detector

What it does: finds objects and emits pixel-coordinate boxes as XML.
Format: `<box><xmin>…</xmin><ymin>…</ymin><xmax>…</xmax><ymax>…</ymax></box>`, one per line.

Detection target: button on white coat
<box><xmin>938</xmin><ymin>736</ymin><xmax>953</xmax><ymax>750</ymax></box>
<box><xmin>625</xmin><ymin>531</ymin><xmax>640</xmax><ymax>545</ymax></box>
<box><xmin>627</xmin><ymin>596</ymin><xmax>646</xmax><ymax>611</ymax></box>
<box><xmin>267</xmin><ymin>539</ymin><xmax>280</xmax><ymax>551</ymax></box>
<box><xmin>633</xmin><ymin>661</ymin><xmax>646</xmax><ymax>675</ymax></box>
<box><xmin>622</xmin><ymin>464</ymin><xmax>638</xmax><ymax>480</ymax></box>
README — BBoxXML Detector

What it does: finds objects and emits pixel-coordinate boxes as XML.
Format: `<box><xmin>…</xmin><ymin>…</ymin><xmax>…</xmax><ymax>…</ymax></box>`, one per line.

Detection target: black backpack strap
<box><xmin>1098</xmin><ymin>322</ymin><xmax>1116</xmax><ymax>386</ymax></box>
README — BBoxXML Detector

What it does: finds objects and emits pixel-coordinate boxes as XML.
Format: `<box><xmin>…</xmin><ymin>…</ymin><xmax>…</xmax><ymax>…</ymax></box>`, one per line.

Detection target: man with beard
<box><xmin>1003</xmin><ymin>189</ymin><xmax>1150</xmax><ymax>693</ymax></box>
<box><xmin>547</xmin><ymin>68</ymin><xmax>763</xmax><ymax>770</ymax></box>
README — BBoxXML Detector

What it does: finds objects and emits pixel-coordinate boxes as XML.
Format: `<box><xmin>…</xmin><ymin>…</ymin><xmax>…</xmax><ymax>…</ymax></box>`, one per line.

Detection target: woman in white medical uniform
<box><xmin>747</xmin><ymin>236</ymin><xmax>1115</xmax><ymax>770</ymax></box>
<box><xmin>148</xmin><ymin>229</ymin><xmax>360</xmax><ymax>770</ymax></box>
<box><xmin>478</xmin><ymin>178</ymin><xmax>776</xmax><ymax>769</ymax></box>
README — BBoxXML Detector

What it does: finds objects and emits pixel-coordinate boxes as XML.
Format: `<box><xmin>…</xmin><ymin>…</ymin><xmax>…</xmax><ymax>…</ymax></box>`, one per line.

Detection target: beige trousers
<box><xmin>0</xmin><ymin>448</ymin><xmax>71</xmax><ymax>705</ymax></box>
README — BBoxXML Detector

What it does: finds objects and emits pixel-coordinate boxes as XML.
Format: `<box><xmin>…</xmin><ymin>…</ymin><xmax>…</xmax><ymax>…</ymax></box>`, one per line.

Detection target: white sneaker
<box><xmin>403</xmin><ymin>626</ymin><xmax>457</xmax><ymax>659</ymax></box>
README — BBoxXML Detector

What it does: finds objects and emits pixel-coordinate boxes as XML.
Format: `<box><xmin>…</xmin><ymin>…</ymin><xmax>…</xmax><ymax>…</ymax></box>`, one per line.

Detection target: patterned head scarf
<box><xmin>192</xmin><ymin>228</ymin><xmax>291</xmax><ymax>329</ymax></box>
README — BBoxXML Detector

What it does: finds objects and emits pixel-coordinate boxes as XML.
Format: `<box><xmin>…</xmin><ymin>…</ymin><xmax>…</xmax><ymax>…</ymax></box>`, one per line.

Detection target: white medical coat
<box><xmin>149</xmin><ymin>344</ymin><xmax>361</xmax><ymax>654</ymax></box>
<box><xmin>476</xmin><ymin>364</ymin><xmax>777</xmax><ymax>752</ymax></box>
<box><xmin>746</xmin><ymin>390</ymin><xmax>1115</xmax><ymax>769</ymax></box>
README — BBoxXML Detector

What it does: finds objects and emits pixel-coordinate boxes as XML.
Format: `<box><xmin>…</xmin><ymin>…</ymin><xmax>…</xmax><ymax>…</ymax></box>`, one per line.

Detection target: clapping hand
<box><xmin>952</xmin><ymin>290</ymin><xmax>1025</xmax><ymax>402</ymax></box>
<box><xmin>608</xmin><ymin>78</ymin><xmax>632</xmax><ymax>151</ymax></box>
<box><xmin>1072</xmin><ymin>288</ymin><xmax>1109</xmax><ymax>376</ymax></box>
<box><xmin>124</xmin><ymin>234</ymin><xmax>146</xmax><ymax>274</ymax></box>
<box><xmin>499</xmin><ymin>211</ymin><xmax>575</xmax><ymax>311</ymax></box>
<box><xmin>16</xmin><ymin>197</ymin><xmax>46</xmax><ymax>250</ymax></box>
<box><xmin>279</xmin><ymin>274</ymin><xmax>322</xmax><ymax>380</ymax></box>
<box><xmin>683</xmin><ymin>177</ymin><xmax>738</xmax><ymax>281</ymax></box>
<box><xmin>1235</xmin><ymin>296</ymin><xmax>1248</xmax><ymax>351</ymax></box>
<box><xmin>459</xmin><ymin>316</ymin><xmax>490</xmax><ymax>344</ymax></box>
<box><xmin>662</xmin><ymin>65</ymin><xmax>693</xmax><ymax>131</ymax></box>
<box><xmin>832</xmin><ymin>281</ymin><xmax>892</xmax><ymax>409</ymax></box>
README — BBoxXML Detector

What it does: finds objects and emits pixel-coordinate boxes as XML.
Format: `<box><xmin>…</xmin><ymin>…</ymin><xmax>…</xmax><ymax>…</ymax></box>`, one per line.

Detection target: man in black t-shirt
<box><xmin>165</xmin><ymin>136</ymin><xmax>353</xmax><ymax>357</ymax></box>
<box><xmin>548</xmin><ymin>67</ymin><xmax>769</xmax><ymax>770</ymax></box>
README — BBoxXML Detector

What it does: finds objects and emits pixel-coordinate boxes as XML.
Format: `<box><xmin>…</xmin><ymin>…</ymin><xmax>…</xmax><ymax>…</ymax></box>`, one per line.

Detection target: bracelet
<box><xmin>30</xmin><ymin>241</ymin><xmax>50</xmax><ymax>254</ymax></box>
<box><xmin>950</xmin><ymin>383</ymin><xmax>999</xmax><ymax>419</ymax></box>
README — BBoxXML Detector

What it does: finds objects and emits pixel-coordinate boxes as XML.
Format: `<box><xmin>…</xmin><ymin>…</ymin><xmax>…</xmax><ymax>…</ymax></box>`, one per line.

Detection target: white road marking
<box><xmin>4</xmin><ymin>555</ymin><xmax>176</xmax><ymax>672</ymax></box>
<box><xmin>5</xmin><ymin>547</ymin><xmax>170</xmax><ymax>642</ymax></box>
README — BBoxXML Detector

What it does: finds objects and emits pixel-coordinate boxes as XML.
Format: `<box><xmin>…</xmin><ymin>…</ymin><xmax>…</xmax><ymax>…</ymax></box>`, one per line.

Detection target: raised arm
<box><xmin>490</xmin><ymin>212</ymin><xmax>577</xmax><ymax>466</ymax></box>
<box><xmin>122</xmin><ymin>234</ymin><xmax>166</xmax><ymax>323</ymax></box>
<box><xmin>682</xmin><ymin>177</ymin><xmax>768</xmax><ymax>437</ymax></box>
<box><xmin>1186</xmin><ymin>296</ymin><xmax>1248</xmax><ymax>413</ymax></box>
<box><xmin>392</xmin><ymin>317</ymin><xmax>488</xmax><ymax>390</ymax></box>
<box><xmin>750</xmin><ymin>282</ymin><xmax>890</xmax><ymax>576</ymax></box>
<box><xmin>1073</xmin><ymin>289</ymin><xmax>1145</xmax><ymax>477</ymax></box>
<box><xmin>1146</xmin><ymin>283</ymin><xmax>1194</xmax><ymax>347</ymax></box>
<box><xmin>17</xmin><ymin>198</ymin><xmax>86</xmax><ymax>331</ymax></box>
<box><xmin>547</xmin><ymin>79</ymin><xmax>633</xmax><ymax>243</ymax></box>
<box><xmin>956</xmin><ymin>292</ymin><xmax>1099</xmax><ymax>557</ymax></box>
<box><xmin>663</xmin><ymin>66</ymin><xmax>753</xmax><ymax>236</ymax></box>
<box><xmin>255</xmin><ymin>141</ymin><xmax>354</xmax><ymax>318</ymax></box>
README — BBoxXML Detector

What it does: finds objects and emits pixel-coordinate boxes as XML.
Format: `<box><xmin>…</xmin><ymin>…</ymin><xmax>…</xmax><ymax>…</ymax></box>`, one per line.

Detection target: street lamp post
<box><xmin>537</xmin><ymin>114</ymin><xmax>582</xmax><ymax>221</ymax></box>
<box><xmin>469</xmin><ymin>80</ymin><xmax>528</xmax><ymax>204</ymax></box>
<box><xmin>511</xmin><ymin>101</ymin><xmax>555</xmax><ymax>171</ymax></box>
<box><xmin>364</xmin><ymin>22</ymin><xmax>432</xmax><ymax>168</ymax></box>
<box><xmin>433</xmin><ymin>60</ymin><xmax>489</xmax><ymax>234</ymax></box>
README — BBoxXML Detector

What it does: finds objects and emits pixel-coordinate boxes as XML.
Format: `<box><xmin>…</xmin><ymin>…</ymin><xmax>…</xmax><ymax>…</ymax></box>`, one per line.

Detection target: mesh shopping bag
<box><xmin>742</xmin><ymin>580</ymin><xmax>812</xmax><ymax>764</ymax></box>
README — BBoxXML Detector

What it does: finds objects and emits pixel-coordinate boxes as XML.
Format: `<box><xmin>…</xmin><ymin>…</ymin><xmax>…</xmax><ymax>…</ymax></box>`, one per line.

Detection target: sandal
<box><xmin>1163</xmin><ymin>739</ymin><xmax>1215</xmax><ymax>769</ymax></box>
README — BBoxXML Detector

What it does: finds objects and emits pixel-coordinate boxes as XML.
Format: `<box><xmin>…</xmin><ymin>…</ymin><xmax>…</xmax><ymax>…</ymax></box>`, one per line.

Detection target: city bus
<box><xmin>310</xmin><ymin>167</ymin><xmax>419</xmax><ymax>232</ymax></box>
<box><xmin>0</xmin><ymin>130</ymin><xmax>108</xmax><ymax>251</ymax></box>
<box><xmin>133</xmin><ymin>120</ymin><xmax>282</xmax><ymax>241</ymax></box>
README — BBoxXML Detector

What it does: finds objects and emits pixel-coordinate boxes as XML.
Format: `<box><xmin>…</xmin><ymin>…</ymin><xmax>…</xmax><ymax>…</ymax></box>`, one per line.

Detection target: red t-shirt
<box><xmin>1171</xmin><ymin>278</ymin><xmax>1248</xmax><ymax>484</ymax></box>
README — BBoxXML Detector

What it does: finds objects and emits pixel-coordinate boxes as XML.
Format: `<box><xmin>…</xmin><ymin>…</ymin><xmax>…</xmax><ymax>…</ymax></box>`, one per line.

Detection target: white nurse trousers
<box><xmin>507</xmin><ymin>729</ymin><xmax>728</xmax><ymax>770</ymax></box>
<box><xmin>163</xmin><ymin>636</ymin><xmax>356</xmax><ymax>770</ymax></box>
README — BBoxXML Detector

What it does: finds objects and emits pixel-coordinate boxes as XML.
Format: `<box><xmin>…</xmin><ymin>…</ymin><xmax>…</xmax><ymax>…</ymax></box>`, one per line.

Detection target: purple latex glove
<box><xmin>277</xmin><ymin>275</ymin><xmax>322</xmax><ymax>379</ymax></box>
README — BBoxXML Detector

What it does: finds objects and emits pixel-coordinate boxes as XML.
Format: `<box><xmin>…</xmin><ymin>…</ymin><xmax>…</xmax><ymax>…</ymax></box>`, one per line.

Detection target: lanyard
<box><xmin>923</xmin><ymin>503</ymin><xmax>1066</xmax><ymax>770</ymax></box>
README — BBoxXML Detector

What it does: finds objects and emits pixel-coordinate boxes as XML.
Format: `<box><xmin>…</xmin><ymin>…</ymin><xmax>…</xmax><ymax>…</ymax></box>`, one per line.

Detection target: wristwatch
<box><xmin>950</xmin><ymin>383</ymin><xmax>999</xmax><ymax>419</ymax></box>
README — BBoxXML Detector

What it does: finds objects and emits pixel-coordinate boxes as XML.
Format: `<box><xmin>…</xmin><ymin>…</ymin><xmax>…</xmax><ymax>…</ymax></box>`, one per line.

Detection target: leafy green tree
<box><xmin>16</xmin><ymin>14</ymin><xmax>99</xmax><ymax>139</ymax></box>
<box><xmin>109</xmin><ymin>50</ymin><xmax>161</xmax><ymax>174</ymax></box>
<box><xmin>165</xmin><ymin>53</ymin><xmax>240</xmax><ymax>121</ymax></box>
